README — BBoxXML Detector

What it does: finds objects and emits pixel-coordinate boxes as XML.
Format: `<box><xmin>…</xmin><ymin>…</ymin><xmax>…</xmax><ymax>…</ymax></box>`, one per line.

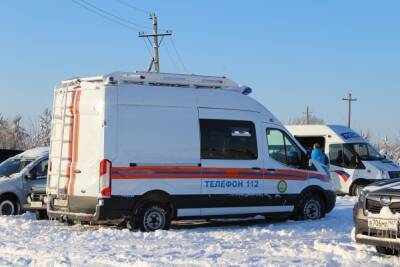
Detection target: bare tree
<box><xmin>287</xmin><ymin>114</ymin><xmax>324</xmax><ymax>125</ymax></box>
<box><xmin>360</xmin><ymin>129</ymin><xmax>372</xmax><ymax>142</ymax></box>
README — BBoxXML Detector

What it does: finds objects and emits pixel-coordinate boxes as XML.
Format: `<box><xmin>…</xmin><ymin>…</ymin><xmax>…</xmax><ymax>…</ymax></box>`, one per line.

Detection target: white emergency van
<box><xmin>286</xmin><ymin>125</ymin><xmax>400</xmax><ymax>196</ymax></box>
<box><xmin>47</xmin><ymin>72</ymin><xmax>335</xmax><ymax>231</ymax></box>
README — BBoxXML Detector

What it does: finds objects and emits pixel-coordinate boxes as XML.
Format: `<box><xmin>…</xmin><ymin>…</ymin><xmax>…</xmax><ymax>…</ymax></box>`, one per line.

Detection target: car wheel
<box><xmin>137</xmin><ymin>203</ymin><xmax>171</xmax><ymax>232</ymax></box>
<box><xmin>35</xmin><ymin>210</ymin><xmax>48</xmax><ymax>220</ymax></box>
<box><xmin>376</xmin><ymin>246</ymin><xmax>400</xmax><ymax>256</ymax></box>
<box><xmin>0</xmin><ymin>197</ymin><xmax>18</xmax><ymax>216</ymax></box>
<box><xmin>296</xmin><ymin>192</ymin><xmax>325</xmax><ymax>220</ymax></box>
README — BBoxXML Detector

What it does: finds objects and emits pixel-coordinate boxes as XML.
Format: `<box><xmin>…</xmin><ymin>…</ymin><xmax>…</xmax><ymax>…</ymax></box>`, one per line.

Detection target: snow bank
<box><xmin>0</xmin><ymin>197</ymin><xmax>399</xmax><ymax>266</ymax></box>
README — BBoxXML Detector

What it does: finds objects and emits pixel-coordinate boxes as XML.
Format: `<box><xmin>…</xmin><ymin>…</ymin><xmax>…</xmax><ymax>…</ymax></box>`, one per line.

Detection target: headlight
<box><xmin>358</xmin><ymin>188</ymin><xmax>367</xmax><ymax>204</ymax></box>
<box><xmin>378</xmin><ymin>169</ymin><xmax>390</xmax><ymax>179</ymax></box>
<box><xmin>27</xmin><ymin>196</ymin><xmax>31</xmax><ymax>204</ymax></box>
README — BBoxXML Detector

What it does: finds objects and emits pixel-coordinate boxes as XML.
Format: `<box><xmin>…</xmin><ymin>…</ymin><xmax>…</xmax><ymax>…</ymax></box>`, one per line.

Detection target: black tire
<box><xmin>136</xmin><ymin>203</ymin><xmax>171</xmax><ymax>232</ymax></box>
<box><xmin>35</xmin><ymin>210</ymin><xmax>48</xmax><ymax>220</ymax></box>
<box><xmin>376</xmin><ymin>246</ymin><xmax>400</xmax><ymax>256</ymax></box>
<box><xmin>350</xmin><ymin>181</ymin><xmax>368</xmax><ymax>196</ymax></box>
<box><xmin>295</xmin><ymin>192</ymin><xmax>326</xmax><ymax>220</ymax></box>
<box><xmin>0</xmin><ymin>197</ymin><xmax>18</xmax><ymax>216</ymax></box>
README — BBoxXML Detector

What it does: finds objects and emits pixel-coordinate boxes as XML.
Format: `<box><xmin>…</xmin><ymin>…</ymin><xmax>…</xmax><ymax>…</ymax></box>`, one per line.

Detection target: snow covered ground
<box><xmin>0</xmin><ymin>197</ymin><xmax>399</xmax><ymax>266</ymax></box>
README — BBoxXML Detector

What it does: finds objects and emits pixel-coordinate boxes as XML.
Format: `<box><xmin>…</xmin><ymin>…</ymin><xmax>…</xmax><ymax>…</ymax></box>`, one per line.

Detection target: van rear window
<box><xmin>200</xmin><ymin>119</ymin><xmax>258</xmax><ymax>160</ymax></box>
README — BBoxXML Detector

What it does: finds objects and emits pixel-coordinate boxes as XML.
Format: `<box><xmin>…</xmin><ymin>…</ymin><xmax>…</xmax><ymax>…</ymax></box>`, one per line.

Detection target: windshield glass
<box><xmin>347</xmin><ymin>143</ymin><xmax>384</xmax><ymax>161</ymax></box>
<box><xmin>0</xmin><ymin>158</ymin><xmax>33</xmax><ymax>177</ymax></box>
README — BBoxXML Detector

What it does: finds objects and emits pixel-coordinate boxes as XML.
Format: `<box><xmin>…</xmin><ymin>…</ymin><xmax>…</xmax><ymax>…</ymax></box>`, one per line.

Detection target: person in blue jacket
<box><xmin>311</xmin><ymin>143</ymin><xmax>328</xmax><ymax>165</ymax></box>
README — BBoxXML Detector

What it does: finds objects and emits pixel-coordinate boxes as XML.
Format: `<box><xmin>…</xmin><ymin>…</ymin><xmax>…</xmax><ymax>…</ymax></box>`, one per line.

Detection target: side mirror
<box><xmin>26</xmin><ymin>171</ymin><xmax>37</xmax><ymax>180</ymax></box>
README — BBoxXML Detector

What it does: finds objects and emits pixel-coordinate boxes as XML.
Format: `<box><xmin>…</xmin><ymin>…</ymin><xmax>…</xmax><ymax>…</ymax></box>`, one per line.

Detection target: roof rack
<box><xmin>104</xmin><ymin>72</ymin><xmax>239</xmax><ymax>89</ymax></box>
<box><xmin>59</xmin><ymin>71</ymin><xmax>252</xmax><ymax>94</ymax></box>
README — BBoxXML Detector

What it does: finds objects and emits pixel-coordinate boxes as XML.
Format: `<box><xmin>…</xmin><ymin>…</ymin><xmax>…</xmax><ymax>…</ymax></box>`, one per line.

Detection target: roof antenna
<box><xmin>139</xmin><ymin>13</ymin><xmax>172</xmax><ymax>73</ymax></box>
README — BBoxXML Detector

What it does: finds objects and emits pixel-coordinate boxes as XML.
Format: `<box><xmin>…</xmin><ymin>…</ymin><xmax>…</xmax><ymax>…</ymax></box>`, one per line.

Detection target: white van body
<box><xmin>286</xmin><ymin>125</ymin><xmax>400</xmax><ymax>195</ymax></box>
<box><xmin>47</xmin><ymin>72</ymin><xmax>335</xmax><ymax>229</ymax></box>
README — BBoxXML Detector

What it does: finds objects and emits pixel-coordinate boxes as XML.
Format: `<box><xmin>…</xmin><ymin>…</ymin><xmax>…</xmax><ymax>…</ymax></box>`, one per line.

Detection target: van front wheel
<box><xmin>137</xmin><ymin>203</ymin><xmax>171</xmax><ymax>232</ymax></box>
<box><xmin>295</xmin><ymin>192</ymin><xmax>325</xmax><ymax>220</ymax></box>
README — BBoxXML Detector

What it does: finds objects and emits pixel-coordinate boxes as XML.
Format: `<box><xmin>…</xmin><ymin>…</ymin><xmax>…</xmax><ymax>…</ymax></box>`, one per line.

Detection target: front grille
<box><xmin>389</xmin><ymin>171</ymin><xmax>400</xmax><ymax>178</ymax></box>
<box><xmin>31</xmin><ymin>193</ymin><xmax>45</xmax><ymax>202</ymax></box>
<box><xmin>366</xmin><ymin>198</ymin><xmax>400</xmax><ymax>214</ymax></box>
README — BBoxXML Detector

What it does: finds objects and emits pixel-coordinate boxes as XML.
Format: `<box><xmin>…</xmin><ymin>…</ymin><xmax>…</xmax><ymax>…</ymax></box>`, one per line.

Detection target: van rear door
<box><xmin>48</xmin><ymin>85</ymin><xmax>104</xmax><ymax>202</ymax></box>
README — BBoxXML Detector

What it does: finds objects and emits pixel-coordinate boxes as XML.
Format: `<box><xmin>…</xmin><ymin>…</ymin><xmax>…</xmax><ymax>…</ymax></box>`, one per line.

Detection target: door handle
<box><xmin>266</xmin><ymin>168</ymin><xmax>277</xmax><ymax>172</ymax></box>
<box><xmin>252</xmin><ymin>167</ymin><xmax>261</xmax><ymax>171</ymax></box>
<box><xmin>74</xmin><ymin>169</ymin><xmax>82</xmax><ymax>174</ymax></box>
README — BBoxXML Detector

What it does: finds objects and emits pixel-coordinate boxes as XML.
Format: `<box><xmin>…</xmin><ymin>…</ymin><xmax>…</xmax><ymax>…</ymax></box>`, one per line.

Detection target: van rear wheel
<box><xmin>136</xmin><ymin>203</ymin><xmax>171</xmax><ymax>232</ymax></box>
<box><xmin>0</xmin><ymin>197</ymin><xmax>18</xmax><ymax>216</ymax></box>
<box><xmin>295</xmin><ymin>192</ymin><xmax>325</xmax><ymax>220</ymax></box>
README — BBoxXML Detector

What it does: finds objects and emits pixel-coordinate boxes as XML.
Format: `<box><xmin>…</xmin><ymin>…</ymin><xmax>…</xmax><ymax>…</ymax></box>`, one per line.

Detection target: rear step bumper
<box><xmin>47</xmin><ymin>195</ymin><xmax>137</xmax><ymax>223</ymax></box>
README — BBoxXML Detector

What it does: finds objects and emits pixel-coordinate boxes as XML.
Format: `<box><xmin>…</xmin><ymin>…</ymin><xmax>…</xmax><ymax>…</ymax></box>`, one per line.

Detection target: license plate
<box><xmin>368</xmin><ymin>218</ymin><xmax>398</xmax><ymax>231</ymax></box>
<box><xmin>54</xmin><ymin>199</ymin><xmax>68</xmax><ymax>207</ymax></box>
<box><xmin>30</xmin><ymin>201</ymin><xmax>44</xmax><ymax>208</ymax></box>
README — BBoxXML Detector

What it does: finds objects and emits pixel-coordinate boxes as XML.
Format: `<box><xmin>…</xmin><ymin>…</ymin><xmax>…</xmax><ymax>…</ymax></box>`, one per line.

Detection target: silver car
<box><xmin>0</xmin><ymin>147</ymin><xmax>49</xmax><ymax>215</ymax></box>
<box><xmin>354</xmin><ymin>178</ymin><xmax>400</xmax><ymax>255</ymax></box>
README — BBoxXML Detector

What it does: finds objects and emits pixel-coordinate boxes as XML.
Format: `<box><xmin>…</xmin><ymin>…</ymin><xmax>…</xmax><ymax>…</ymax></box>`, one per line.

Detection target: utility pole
<box><xmin>342</xmin><ymin>93</ymin><xmax>357</xmax><ymax>128</ymax></box>
<box><xmin>303</xmin><ymin>106</ymin><xmax>312</xmax><ymax>125</ymax></box>
<box><xmin>139</xmin><ymin>13</ymin><xmax>172</xmax><ymax>72</ymax></box>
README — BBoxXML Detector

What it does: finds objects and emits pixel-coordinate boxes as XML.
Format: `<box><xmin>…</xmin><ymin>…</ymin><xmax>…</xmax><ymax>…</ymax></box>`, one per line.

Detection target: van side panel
<box><xmin>111</xmin><ymin>105</ymin><xmax>201</xmax><ymax>196</ymax></box>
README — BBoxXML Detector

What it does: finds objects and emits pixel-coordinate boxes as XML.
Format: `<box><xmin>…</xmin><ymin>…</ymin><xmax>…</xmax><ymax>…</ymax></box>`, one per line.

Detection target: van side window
<box><xmin>200</xmin><ymin>119</ymin><xmax>258</xmax><ymax>160</ymax></box>
<box><xmin>329</xmin><ymin>144</ymin><xmax>343</xmax><ymax>166</ymax></box>
<box><xmin>266</xmin><ymin>128</ymin><xmax>304</xmax><ymax>168</ymax></box>
<box><xmin>329</xmin><ymin>144</ymin><xmax>357</xmax><ymax>169</ymax></box>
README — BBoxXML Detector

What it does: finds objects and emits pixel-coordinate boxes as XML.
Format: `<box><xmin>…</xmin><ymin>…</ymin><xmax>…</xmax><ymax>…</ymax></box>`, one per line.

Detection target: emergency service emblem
<box><xmin>277</xmin><ymin>180</ymin><xmax>287</xmax><ymax>193</ymax></box>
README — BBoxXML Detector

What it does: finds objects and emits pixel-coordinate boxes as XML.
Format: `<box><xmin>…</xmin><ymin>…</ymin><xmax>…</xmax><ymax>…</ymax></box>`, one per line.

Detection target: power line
<box><xmin>163</xmin><ymin>40</ymin><xmax>181</xmax><ymax>72</ymax></box>
<box><xmin>114</xmin><ymin>0</ymin><xmax>150</xmax><ymax>14</ymax></box>
<box><xmin>71</xmin><ymin>0</ymin><xmax>139</xmax><ymax>31</ymax></box>
<box><xmin>169</xmin><ymin>37</ymin><xmax>189</xmax><ymax>73</ymax></box>
<box><xmin>72</xmin><ymin>0</ymin><xmax>150</xmax><ymax>31</ymax></box>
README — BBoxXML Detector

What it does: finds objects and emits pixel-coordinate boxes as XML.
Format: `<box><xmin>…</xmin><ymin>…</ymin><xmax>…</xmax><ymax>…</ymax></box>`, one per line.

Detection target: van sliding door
<box><xmin>198</xmin><ymin>108</ymin><xmax>264</xmax><ymax>216</ymax></box>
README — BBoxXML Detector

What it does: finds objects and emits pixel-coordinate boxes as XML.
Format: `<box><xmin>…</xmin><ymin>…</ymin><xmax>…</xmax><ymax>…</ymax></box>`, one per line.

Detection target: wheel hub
<box><xmin>304</xmin><ymin>200</ymin><xmax>320</xmax><ymax>219</ymax></box>
<box><xmin>144</xmin><ymin>210</ymin><xmax>165</xmax><ymax>231</ymax></box>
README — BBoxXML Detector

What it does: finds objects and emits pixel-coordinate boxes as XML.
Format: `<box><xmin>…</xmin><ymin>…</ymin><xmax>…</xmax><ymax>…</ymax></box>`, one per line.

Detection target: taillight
<box><xmin>99</xmin><ymin>159</ymin><xmax>112</xmax><ymax>197</ymax></box>
<box><xmin>49</xmin><ymin>161</ymin><xmax>52</xmax><ymax>172</ymax></box>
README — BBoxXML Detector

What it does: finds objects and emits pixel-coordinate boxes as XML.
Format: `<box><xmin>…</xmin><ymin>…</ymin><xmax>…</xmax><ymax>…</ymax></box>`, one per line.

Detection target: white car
<box><xmin>47</xmin><ymin>71</ymin><xmax>335</xmax><ymax>231</ymax></box>
<box><xmin>0</xmin><ymin>147</ymin><xmax>48</xmax><ymax>215</ymax></box>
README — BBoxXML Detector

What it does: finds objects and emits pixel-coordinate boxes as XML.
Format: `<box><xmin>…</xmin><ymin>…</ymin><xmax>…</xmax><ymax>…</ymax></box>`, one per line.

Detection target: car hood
<box><xmin>364</xmin><ymin>160</ymin><xmax>400</xmax><ymax>171</ymax></box>
<box><xmin>364</xmin><ymin>178</ymin><xmax>400</xmax><ymax>196</ymax></box>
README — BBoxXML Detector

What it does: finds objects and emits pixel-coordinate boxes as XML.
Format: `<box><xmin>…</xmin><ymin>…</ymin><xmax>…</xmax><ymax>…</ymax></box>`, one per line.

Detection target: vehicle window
<box><xmin>30</xmin><ymin>159</ymin><xmax>48</xmax><ymax>179</ymax></box>
<box><xmin>348</xmin><ymin>143</ymin><xmax>384</xmax><ymax>161</ymax></box>
<box><xmin>329</xmin><ymin>144</ymin><xmax>343</xmax><ymax>166</ymax></box>
<box><xmin>266</xmin><ymin>128</ymin><xmax>305</xmax><ymax>168</ymax></box>
<box><xmin>200</xmin><ymin>119</ymin><xmax>258</xmax><ymax>160</ymax></box>
<box><xmin>343</xmin><ymin>145</ymin><xmax>357</xmax><ymax>169</ymax></box>
<box><xmin>0</xmin><ymin>158</ymin><xmax>33</xmax><ymax>177</ymax></box>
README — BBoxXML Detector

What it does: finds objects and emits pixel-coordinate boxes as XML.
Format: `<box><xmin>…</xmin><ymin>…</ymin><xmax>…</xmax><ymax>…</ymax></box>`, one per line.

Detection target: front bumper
<box><xmin>354</xmin><ymin>202</ymin><xmax>400</xmax><ymax>249</ymax></box>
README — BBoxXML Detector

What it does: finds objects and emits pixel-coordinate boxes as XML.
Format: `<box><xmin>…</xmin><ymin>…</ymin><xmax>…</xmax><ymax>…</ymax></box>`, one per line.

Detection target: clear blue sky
<box><xmin>0</xmin><ymin>0</ymin><xmax>399</xmax><ymax>141</ymax></box>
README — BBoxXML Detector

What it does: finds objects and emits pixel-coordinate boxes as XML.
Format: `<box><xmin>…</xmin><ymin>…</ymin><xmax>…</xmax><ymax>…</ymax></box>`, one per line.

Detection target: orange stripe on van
<box><xmin>68</xmin><ymin>89</ymin><xmax>82</xmax><ymax>195</ymax></box>
<box><xmin>110</xmin><ymin>166</ymin><xmax>329</xmax><ymax>182</ymax></box>
<box><xmin>65</xmin><ymin>91</ymin><xmax>76</xmax><ymax>192</ymax></box>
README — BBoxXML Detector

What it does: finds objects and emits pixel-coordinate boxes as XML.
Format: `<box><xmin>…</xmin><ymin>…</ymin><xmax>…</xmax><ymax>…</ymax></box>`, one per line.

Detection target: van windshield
<box><xmin>347</xmin><ymin>143</ymin><xmax>385</xmax><ymax>161</ymax></box>
<box><xmin>0</xmin><ymin>158</ymin><xmax>33</xmax><ymax>177</ymax></box>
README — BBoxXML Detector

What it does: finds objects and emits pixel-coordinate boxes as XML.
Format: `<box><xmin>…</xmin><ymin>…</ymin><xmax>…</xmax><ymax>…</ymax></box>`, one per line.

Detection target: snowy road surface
<box><xmin>0</xmin><ymin>197</ymin><xmax>399</xmax><ymax>266</ymax></box>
